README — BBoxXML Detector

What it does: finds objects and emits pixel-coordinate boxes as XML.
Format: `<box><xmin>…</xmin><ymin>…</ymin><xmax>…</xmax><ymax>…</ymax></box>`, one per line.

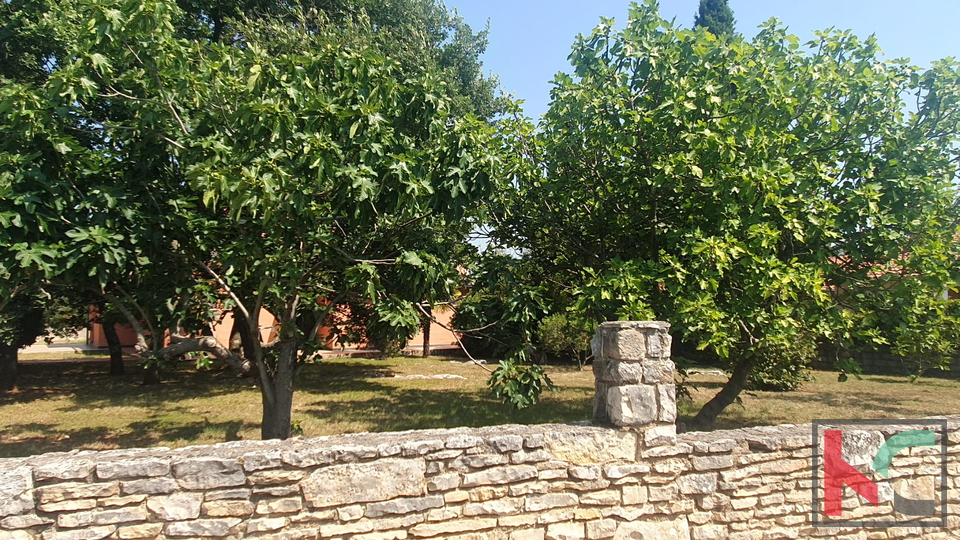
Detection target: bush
<box><xmin>535</xmin><ymin>313</ymin><xmax>595</xmax><ymax>368</ymax></box>
<box><xmin>747</xmin><ymin>336</ymin><xmax>818</xmax><ymax>392</ymax></box>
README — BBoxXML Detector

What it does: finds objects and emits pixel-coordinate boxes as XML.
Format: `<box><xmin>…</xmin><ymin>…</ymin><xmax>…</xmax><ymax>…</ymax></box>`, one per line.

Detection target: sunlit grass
<box><xmin>2</xmin><ymin>353</ymin><xmax>958</xmax><ymax>458</ymax></box>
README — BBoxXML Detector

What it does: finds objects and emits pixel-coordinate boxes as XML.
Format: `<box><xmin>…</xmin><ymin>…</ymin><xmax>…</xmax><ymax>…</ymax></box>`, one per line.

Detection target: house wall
<box><xmin>88</xmin><ymin>307</ymin><xmax>460</xmax><ymax>354</ymax></box>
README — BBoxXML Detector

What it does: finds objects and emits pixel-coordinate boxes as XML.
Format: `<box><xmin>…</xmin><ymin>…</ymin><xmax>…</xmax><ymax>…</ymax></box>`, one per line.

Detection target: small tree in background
<box><xmin>536</xmin><ymin>313</ymin><xmax>594</xmax><ymax>369</ymax></box>
<box><xmin>694</xmin><ymin>0</ymin><xmax>736</xmax><ymax>37</ymax></box>
<box><xmin>0</xmin><ymin>292</ymin><xmax>45</xmax><ymax>392</ymax></box>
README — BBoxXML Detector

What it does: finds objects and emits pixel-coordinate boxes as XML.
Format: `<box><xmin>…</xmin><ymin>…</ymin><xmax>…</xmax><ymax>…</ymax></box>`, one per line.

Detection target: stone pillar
<box><xmin>592</xmin><ymin>322</ymin><xmax>676</xmax><ymax>438</ymax></box>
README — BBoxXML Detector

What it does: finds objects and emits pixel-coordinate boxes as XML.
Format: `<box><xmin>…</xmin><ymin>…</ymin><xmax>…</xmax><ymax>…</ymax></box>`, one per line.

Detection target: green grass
<box><xmin>2</xmin><ymin>354</ymin><xmax>959</xmax><ymax>458</ymax></box>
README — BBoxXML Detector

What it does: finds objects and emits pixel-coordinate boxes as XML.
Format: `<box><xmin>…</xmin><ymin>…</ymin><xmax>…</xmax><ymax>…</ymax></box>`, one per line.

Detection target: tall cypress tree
<box><xmin>693</xmin><ymin>0</ymin><xmax>736</xmax><ymax>37</ymax></box>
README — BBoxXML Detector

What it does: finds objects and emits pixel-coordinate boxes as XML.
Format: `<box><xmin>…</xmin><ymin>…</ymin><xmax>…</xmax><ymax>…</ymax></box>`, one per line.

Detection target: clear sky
<box><xmin>447</xmin><ymin>0</ymin><xmax>960</xmax><ymax>121</ymax></box>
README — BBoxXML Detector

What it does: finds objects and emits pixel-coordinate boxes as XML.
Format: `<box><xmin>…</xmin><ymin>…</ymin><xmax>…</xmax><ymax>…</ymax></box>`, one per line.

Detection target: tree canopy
<box><xmin>0</xmin><ymin>0</ymin><xmax>499</xmax><ymax>437</ymax></box>
<box><xmin>492</xmin><ymin>1</ymin><xmax>960</xmax><ymax>428</ymax></box>
<box><xmin>693</xmin><ymin>0</ymin><xmax>736</xmax><ymax>38</ymax></box>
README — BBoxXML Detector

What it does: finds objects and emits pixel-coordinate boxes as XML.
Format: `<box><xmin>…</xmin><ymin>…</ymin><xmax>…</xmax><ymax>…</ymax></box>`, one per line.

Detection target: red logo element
<box><xmin>823</xmin><ymin>430</ymin><xmax>879</xmax><ymax>516</ymax></box>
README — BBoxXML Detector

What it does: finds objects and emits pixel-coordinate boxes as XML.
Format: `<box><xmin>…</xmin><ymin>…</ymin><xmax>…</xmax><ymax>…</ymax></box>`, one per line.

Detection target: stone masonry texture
<box><xmin>3</xmin><ymin>419</ymin><xmax>958</xmax><ymax>540</ymax></box>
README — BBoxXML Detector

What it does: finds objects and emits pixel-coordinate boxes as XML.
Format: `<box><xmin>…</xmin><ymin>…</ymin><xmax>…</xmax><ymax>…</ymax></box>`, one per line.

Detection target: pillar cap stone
<box><xmin>597</xmin><ymin>321</ymin><xmax>671</xmax><ymax>331</ymax></box>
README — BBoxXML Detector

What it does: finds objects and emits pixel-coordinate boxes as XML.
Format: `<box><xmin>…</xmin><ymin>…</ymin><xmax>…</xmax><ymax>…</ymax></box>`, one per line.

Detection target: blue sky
<box><xmin>447</xmin><ymin>0</ymin><xmax>960</xmax><ymax>120</ymax></box>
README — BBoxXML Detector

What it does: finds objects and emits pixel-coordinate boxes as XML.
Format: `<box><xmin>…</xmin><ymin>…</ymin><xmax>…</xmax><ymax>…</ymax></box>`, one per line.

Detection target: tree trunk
<box><xmin>142</xmin><ymin>363</ymin><xmax>161</xmax><ymax>385</ymax></box>
<box><xmin>0</xmin><ymin>343</ymin><xmax>18</xmax><ymax>392</ymax></box>
<box><xmin>232</xmin><ymin>307</ymin><xmax>258</xmax><ymax>363</ymax></box>
<box><xmin>687</xmin><ymin>353</ymin><xmax>756</xmax><ymax>431</ymax></box>
<box><xmin>421</xmin><ymin>315</ymin><xmax>432</xmax><ymax>358</ymax></box>
<box><xmin>260</xmin><ymin>337</ymin><xmax>296</xmax><ymax>440</ymax></box>
<box><xmin>103</xmin><ymin>322</ymin><xmax>125</xmax><ymax>376</ymax></box>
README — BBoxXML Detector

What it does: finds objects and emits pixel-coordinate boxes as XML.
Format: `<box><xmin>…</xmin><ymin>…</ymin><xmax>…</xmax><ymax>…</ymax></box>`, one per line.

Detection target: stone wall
<box><xmin>2</xmin><ymin>420</ymin><xmax>957</xmax><ymax>540</ymax></box>
<box><xmin>2</xmin><ymin>322</ymin><xmax>958</xmax><ymax>540</ymax></box>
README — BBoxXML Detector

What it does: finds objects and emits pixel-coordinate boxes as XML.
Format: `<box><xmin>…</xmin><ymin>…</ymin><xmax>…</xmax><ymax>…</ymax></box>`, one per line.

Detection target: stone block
<box><xmin>401</xmin><ymin>440</ymin><xmax>445</xmax><ymax>457</ymax></box>
<box><xmin>461</xmin><ymin>465</ymin><xmax>538</xmax><ymax>487</ymax></box>
<box><xmin>606</xmin><ymin>385</ymin><xmax>657</xmax><ymax>427</ymax></box>
<box><xmin>36</xmin><ymin>482</ymin><xmax>116</xmax><ymax>504</ymax></box>
<box><xmin>536</xmin><ymin>508</ymin><xmax>576</xmax><ymax>524</ymax></box>
<box><xmin>365</xmin><ymin>496</ymin><xmax>443</xmax><ymax>518</ymax></box>
<box><xmin>649</xmin><ymin>485</ymin><xmax>679</xmax><ymax>502</ymax></box>
<box><xmin>613</xmin><ymin>518</ymin><xmax>690</xmax><ymax>540</ymax></box>
<box><xmin>595</xmin><ymin>359</ymin><xmax>644</xmax><ymax>385</ymax></box>
<box><xmin>456</xmin><ymin>454</ymin><xmax>509</xmax><ymax>469</ymax></box>
<box><xmin>512</xmin><ymin>450</ymin><xmax>552</xmax><ymax>464</ymax></box>
<box><xmin>35</xmin><ymin>461</ymin><xmax>95</xmax><ymax>482</ymax></box>
<box><xmin>147</xmin><ymin>493</ymin><xmax>202</xmax><ymax>521</ymax></box>
<box><xmin>524</xmin><ymin>493</ymin><xmax>578</xmax><ymax>512</ymax></box>
<box><xmin>622</xmin><ymin>485</ymin><xmax>648</xmax><ymax>506</ymax></box>
<box><xmin>409</xmin><ymin>518</ymin><xmax>497</xmax><ymax>537</ymax></box>
<box><xmin>2</xmin><ymin>514</ymin><xmax>52</xmax><ymax>529</ymax></box>
<box><xmin>603</xmin><ymin>464</ymin><xmax>651</xmax><ymax>479</ymax></box>
<box><xmin>247</xmin><ymin>470</ymin><xmax>305</xmax><ymax>485</ymax></box>
<box><xmin>511</xmin><ymin>529</ymin><xmax>546</xmax><ymax>540</ymax></box>
<box><xmin>100</xmin><ymin>495</ymin><xmax>146</xmax><ymax>508</ymax></box>
<box><xmin>445</xmin><ymin>435</ymin><xmax>484</xmax><ymax>450</ymax></box>
<box><xmin>691</xmin><ymin>454</ymin><xmax>734</xmax><ymax>472</ymax></box>
<box><xmin>164</xmin><ymin>518</ymin><xmax>242</xmax><ymax>537</ymax></box>
<box><xmin>523</xmin><ymin>434</ymin><xmax>545</xmax><ymax>449</ymax></box>
<box><xmin>97</xmin><ymin>460</ymin><xmax>169</xmax><ymax>480</ymax></box>
<box><xmin>202</xmin><ymin>500</ymin><xmax>254</xmax><ymax>517</ymax></box>
<box><xmin>678</xmin><ymin>473</ymin><xmax>718</xmax><ymax>495</ymax></box>
<box><xmin>58</xmin><ymin>508</ymin><xmax>149</xmax><ymax>528</ymax></box>
<box><xmin>644</xmin><ymin>424</ymin><xmax>678</xmax><ymax>447</ymax></box>
<box><xmin>302</xmin><ymin>459</ymin><xmax>425</xmax><ymax>508</ymax></box>
<box><xmin>0</xmin><ymin>467</ymin><xmax>33</xmax><ymax>518</ymax></box>
<box><xmin>242</xmin><ymin>450</ymin><xmax>282</xmax><ymax>472</ymax></box>
<box><xmin>600</xmin><ymin>328</ymin><xmax>646</xmax><ymax>361</ymax></box>
<box><xmin>247</xmin><ymin>517</ymin><xmax>288</xmax><ymax>533</ymax></box>
<box><xmin>647</xmin><ymin>332</ymin><xmax>672</xmax><ymax>360</ymax></box>
<box><xmin>172</xmin><ymin>458</ymin><xmax>245</xmax><ymax>490</ymax></box>
<box><xmin>331</xmin><ymin>444</ymin><xmax>378</xmax><ymax>462</ymax></box>
<box><xmin>93</xmin><ymin>508</ymin><xmax>150</xmax><ymax>526</ymax></box>
<box><xmin>0</xmin><ymin>530</ymin><xmax>34</xmax><ymax>540</ymax></box>
<box><xmin>38</xmin><ymin>500</ymin><xmax>97</xmax><ymax>513</ymax></box>
<box><xmin>41</xmin><ymin>525</ymin><xmax>116</xmax><ymax>540</ymax></box>
<box><xmin>545</xmin><ymin>522</ymin><xmax>584</xmax><ymax>540</ymax></box>
<box><xmin>116</xmin><ymin>523</ymin><xmax>163</xmax><ymax>540</ymax></box>
<box><xmin>643</xmin><ymin>360</ymin><xmax>676</xmax><ymax>384</ymax></box>
<box><xmin>586</xmin><ymin>519</ymin><xmax>618</xmax><ymax>540</ymax></box>
<box><xmin>657</xmin><ymin>384</ymin><xmax>678</xmax><ymax>423</ymax></box>
<box><xmin>463</xmin><ymin>498</ymin><xmax>523</xmax><ymax>516</ymax></box>
<box><xmin>255</xmin><ymin>498</ymin><xmax>303</xmax><ymax>515</ymax></box>
<box><xmin>120</xmin><ymin>478</ymin><xmax>178</xmax><ymax>495</ymax></box>
<box><xmin>281</xmin><ymin>448</ymin><xmax>333</xmax><ymax>468</ymax></box>
<box><xmin>580</xmin><ymin>490</ymin><xmax>620</xmax><ymax>506</ymax></box>
<box><xmin>488</xmin><ymin>435</ymin><xmax>523</xmax><ymax>453</ymax></box>
<box><xmin>354</xmin><ymin>531</ymin><xmax>408</xmax><ymax>540</ymax></box>
<box><xmin>426</xmin><ymin>473</ymin><xmax>460</xmax><ymax>492</ymax></box>
<box><xmin>204</xmin><ymin>488</ymin><xmax>251</xmax><ymax>501</ymax></box>
<box><xmin>568</xmin><ymin>466</ymin><xmax>600</xmax><ymax>481</ymax></box>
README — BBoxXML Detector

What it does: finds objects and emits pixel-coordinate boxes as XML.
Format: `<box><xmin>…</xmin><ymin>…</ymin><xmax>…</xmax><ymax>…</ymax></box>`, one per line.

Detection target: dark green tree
<box><xmin>494</xmin><ymin>1</ymin><xmax>960</xmax><ymax>429</ymax></box>
<box><xmin>0</xmin><ymin>0</ymin><xmax>498</xmax><ymax>439</ymax></box>
<box><xmin>693</xmin><ymin>0</ymin><xmax>736</xmax><ymax>37</ymax></box>
<box><xmin>0</xmin><ymin>292</ymin><xmax>45</xmax><ymax>392</ymax></box>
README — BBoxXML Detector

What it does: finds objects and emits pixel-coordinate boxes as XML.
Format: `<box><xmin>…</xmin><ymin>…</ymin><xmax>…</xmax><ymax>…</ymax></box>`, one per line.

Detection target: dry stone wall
<box><xmin>2</xmin><ymin>322</ymin><xmax>959</xmax><ymax>540</ymax></box>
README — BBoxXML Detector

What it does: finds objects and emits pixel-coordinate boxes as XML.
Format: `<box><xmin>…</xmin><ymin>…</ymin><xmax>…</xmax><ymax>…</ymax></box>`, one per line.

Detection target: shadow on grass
<box><xmin>3</xmin><ymin>359</ymin><xmax>250</xmax><ymax>408</ymax></box>
<box><xmin>295</xmin><ymin>363</ymin><xmax>593</xmax><ymax>433</ymax></box>
<box><xmin>0</xmin><ymin>418</ymin><xmax>252</xmax><ymax>458</ymax></box>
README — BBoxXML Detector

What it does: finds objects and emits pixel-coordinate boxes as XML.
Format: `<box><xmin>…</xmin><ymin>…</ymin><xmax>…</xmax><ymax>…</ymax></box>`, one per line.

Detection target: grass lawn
<box><xmin>2</xmin><ymin>354</ymin><xmax>959</xmax><ymax>458</ymax></box>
